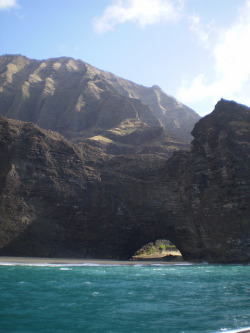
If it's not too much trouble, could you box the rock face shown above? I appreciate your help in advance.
[0,114,168,259]
[0,99,249,262]
[163,99,250,262]
[0,54,198,156]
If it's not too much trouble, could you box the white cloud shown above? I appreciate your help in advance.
[94,0,184,34]
[178,0,250,115]
[0,0,17,10]
[188,14,212,48]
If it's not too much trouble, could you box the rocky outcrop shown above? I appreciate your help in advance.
[163,99,250,262]
[0,54,199,155]
[0,100,249,263]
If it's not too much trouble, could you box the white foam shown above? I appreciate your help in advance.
[0,262,64,267]
[214,327,250,333]
[0,262,122,267]
[0,261,206,268]
[150,262,194,266]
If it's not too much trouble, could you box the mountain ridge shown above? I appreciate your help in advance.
[0,54,199,156]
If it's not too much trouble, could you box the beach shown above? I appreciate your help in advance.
[0,256,186,265]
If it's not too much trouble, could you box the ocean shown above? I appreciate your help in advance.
[0,262,249,333]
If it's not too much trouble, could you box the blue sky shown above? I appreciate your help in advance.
[0,0,250,116]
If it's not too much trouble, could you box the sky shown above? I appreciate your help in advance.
[0,0,250,116]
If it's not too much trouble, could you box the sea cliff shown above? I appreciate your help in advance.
[0,99,249,262]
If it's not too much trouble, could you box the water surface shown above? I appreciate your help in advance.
[0,263,249,333]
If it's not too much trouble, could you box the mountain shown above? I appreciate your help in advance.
[97,73,198,142]
[0,99,249,263]
[0,54,199,156]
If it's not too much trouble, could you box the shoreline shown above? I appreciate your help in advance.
[0,256,189,266]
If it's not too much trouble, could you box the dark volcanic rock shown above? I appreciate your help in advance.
[0,100,249,263]
[163,99,250,262]
[0,114,169,258]
[0,115,103,257]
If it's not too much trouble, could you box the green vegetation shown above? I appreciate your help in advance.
[90,135,127,146]
[132,240,182,261]
[91,135,114,143]
[108,127,138,136]
[147,246,157,255]
[165,245,178,251]
[107,119,141,136]
[159,244,165,252]
[145,242,178,255]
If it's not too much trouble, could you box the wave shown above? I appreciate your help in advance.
[0,260,195,267]
[0,262,110,267]
[215,327,250,333]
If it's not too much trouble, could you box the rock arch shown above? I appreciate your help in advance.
[0,100,249,263]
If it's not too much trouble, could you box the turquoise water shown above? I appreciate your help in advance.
[0,263,249,333]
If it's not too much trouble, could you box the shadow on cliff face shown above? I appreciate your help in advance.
[0,212,185,260]
[0,217,72,258]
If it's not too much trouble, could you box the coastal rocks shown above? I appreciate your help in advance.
[0,99,249,263]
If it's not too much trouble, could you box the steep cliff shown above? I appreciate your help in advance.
[0,113,168,258]
[0,99,249,262]
[0,54,198,155]
[163,99,250,262]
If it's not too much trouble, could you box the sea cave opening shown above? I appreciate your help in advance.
[131,239,183,262]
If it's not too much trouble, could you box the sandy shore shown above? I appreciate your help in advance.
[0,256,188,266]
